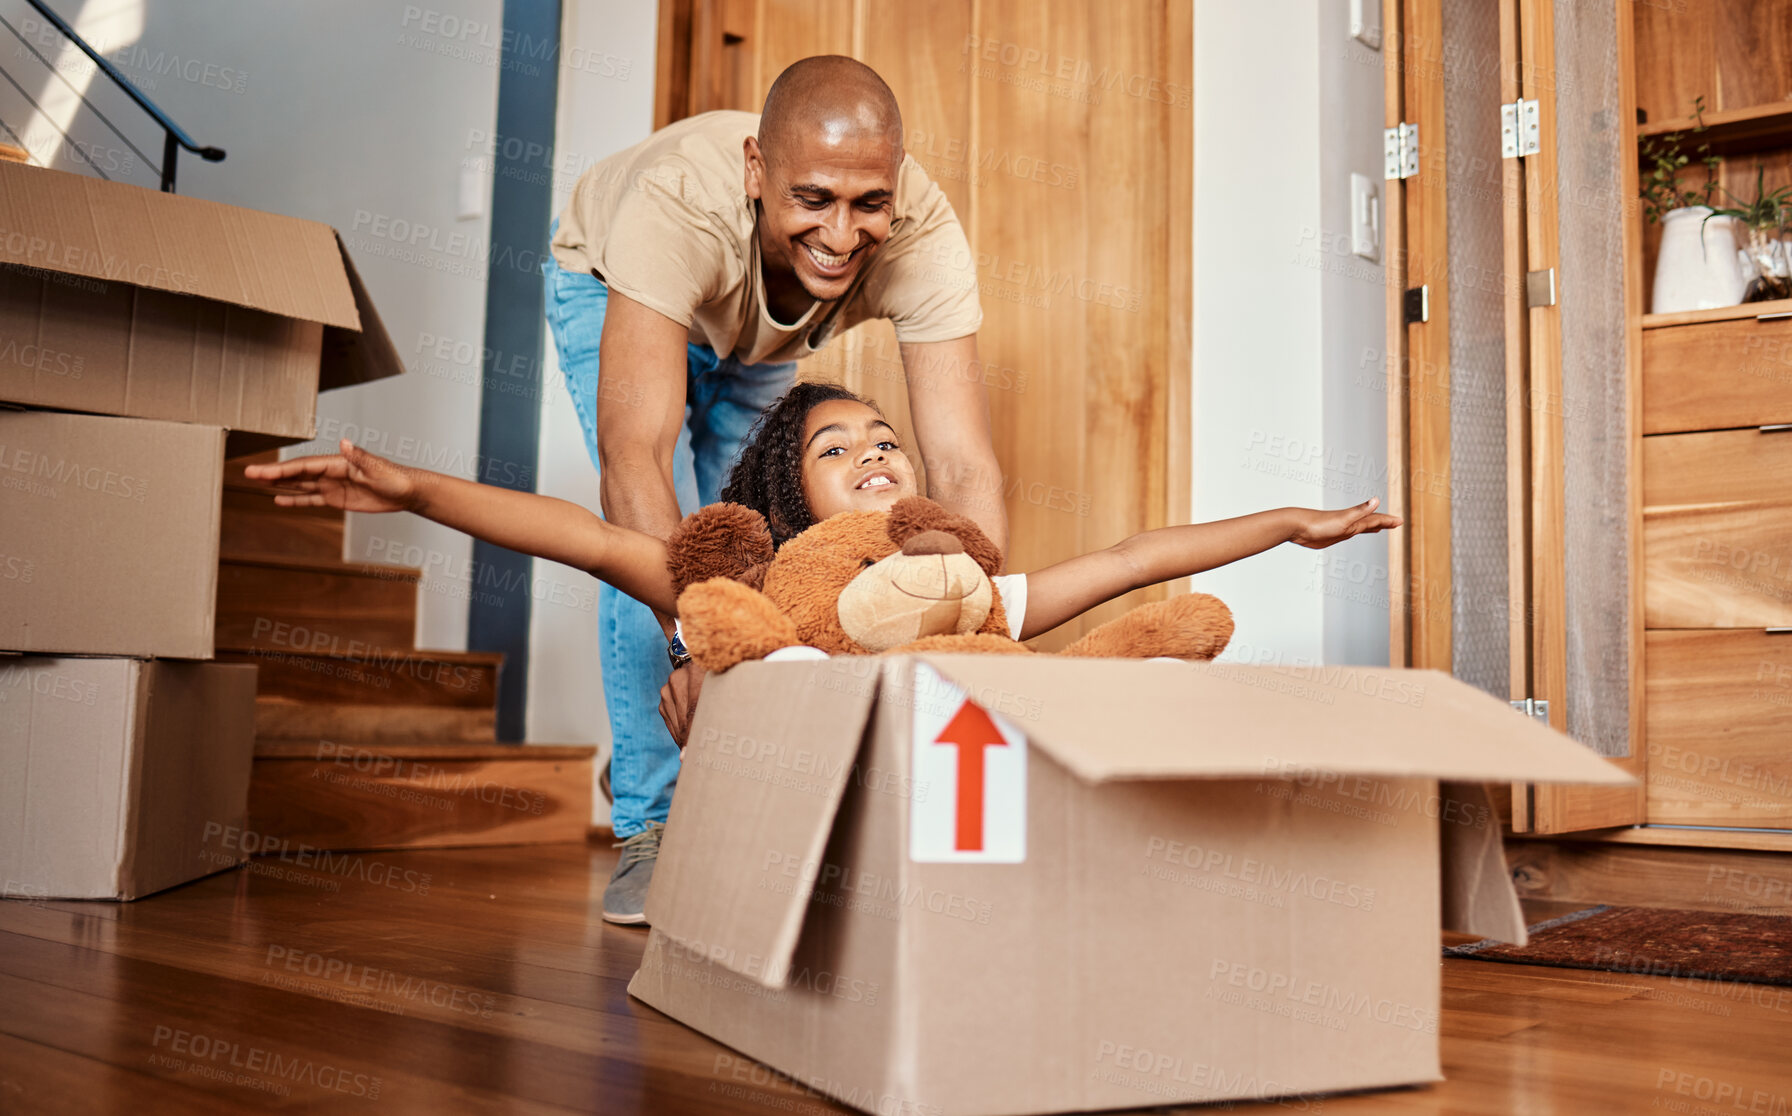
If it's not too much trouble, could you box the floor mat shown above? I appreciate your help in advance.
[1444,904,1792,987]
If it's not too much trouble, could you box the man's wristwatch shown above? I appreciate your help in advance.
[668,625,693,671]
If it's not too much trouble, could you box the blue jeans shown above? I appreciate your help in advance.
[542,248,793,837]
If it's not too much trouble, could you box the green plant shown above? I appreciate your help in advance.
[1705,163,1792,232]
[1706,163,1792,302]
[1639,95,1720,224]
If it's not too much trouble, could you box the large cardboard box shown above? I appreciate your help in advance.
[1,407,224,658]
[0,656,257,900]
[0,161,403,454]
[629,655,1634,1115]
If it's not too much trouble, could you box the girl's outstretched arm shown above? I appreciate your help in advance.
[1015,499,1401,640]
[244,440,677,615]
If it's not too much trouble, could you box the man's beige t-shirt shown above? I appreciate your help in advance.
[550,110,982,366]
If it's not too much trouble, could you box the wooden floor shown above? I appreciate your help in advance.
[3,841,1789,1115]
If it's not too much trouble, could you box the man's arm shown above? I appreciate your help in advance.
[899,334,1009,557]
[596,289,697,636]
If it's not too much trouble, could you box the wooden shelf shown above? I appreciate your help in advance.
[1638,99,1792,161]
[1641,296,1792,330]
[1516,825,1792,853]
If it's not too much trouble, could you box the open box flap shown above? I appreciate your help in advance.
[644,658,880,989]
[0,161,360,330]
[916,654,1634,787]
[1438,781,1528,945]
[319,234,406,390]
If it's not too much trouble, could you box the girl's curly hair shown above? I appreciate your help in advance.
[719,381,879,548]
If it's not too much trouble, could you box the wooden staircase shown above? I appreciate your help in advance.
[222,451,594,851]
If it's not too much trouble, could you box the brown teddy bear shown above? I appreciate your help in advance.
[668,495,1234,672]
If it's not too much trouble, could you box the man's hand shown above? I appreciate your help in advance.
[657,663,707,749]
[1289,498,1403,549]
[244,440,420,514]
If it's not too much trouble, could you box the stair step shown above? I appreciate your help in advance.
[247,740,596,852]
[214,556,419,652]
[0,144,29,165]
[253,700,495,746]
[221,484,345,563]
[216,647,499,709]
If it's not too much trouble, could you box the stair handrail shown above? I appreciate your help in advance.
[20,0,224,191]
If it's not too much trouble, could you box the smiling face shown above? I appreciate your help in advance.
[799,398,917,521]
[744,126,899,316]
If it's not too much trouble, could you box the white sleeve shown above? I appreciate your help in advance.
[990,573,1027,641]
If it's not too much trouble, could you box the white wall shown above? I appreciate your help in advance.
[1317,1,1395,666]
[4,0,508,653]
[1,0,651,823]
[1192,0,1390,669]
[524,1,659,826]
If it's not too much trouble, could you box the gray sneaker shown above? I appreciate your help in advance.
[602,821,664,925]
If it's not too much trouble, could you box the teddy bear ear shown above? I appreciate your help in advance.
[667,503,776,597]
[885,496,1005,577]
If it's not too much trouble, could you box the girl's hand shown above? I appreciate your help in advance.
[1289,497,1403,549]
[242,440,421,514]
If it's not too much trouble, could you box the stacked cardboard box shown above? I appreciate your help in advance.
[0,162,403,899]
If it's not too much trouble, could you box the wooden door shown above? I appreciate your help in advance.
[1386,0,1647,832]
[655,0,1192,646]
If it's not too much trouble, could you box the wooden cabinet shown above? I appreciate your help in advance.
[1625,0,1792,840]
[1640,312,1792,831]
[1632,130,1792,841]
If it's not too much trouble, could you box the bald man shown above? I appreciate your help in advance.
[543,56,1004,924]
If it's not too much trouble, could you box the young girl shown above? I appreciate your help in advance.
[248,382,1399,649]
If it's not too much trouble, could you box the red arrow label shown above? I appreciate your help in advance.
[935,699,1009,851]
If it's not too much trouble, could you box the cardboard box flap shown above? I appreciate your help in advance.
[0,162,359,330]
[916,654,1634,787]
[1439,781,1528,945]
[319,234,407,390]
[645,659,881,988]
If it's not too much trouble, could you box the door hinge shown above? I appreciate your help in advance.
[1403,285,1429,324]
[1384,121,1419,180]
[1525,267,1557,308]
[1511,697,1550,723]
[1500,98,1541,158]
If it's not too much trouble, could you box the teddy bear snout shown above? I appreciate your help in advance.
[900,530,964,558]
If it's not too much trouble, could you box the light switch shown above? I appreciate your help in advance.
[1351,173,1380,261]
[1350,0,1382,49]
[457,162,485,221]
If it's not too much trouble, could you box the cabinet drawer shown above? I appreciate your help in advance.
[1642,312,1792,434]
[1643,427,1792,507]
[1643,428,1792,628]
[1646,629,1792,828]
[1644,502,1792,627]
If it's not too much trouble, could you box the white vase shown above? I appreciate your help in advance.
[1652,207,1746,313]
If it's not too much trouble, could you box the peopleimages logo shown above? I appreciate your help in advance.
[1143,837,1376,910]
[149,1026,380,1099]
[0,443,149,501]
